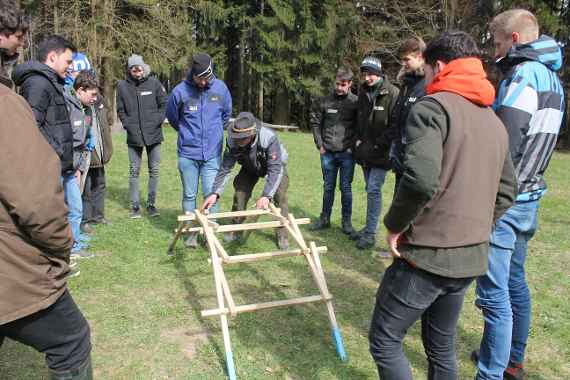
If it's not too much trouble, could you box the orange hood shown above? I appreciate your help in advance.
[425,57,495,106]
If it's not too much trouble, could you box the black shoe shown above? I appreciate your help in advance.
[130,207,142,219]
[356,234,376,250]
[309,215,330,231]
[341,218,354,235]
[504,361,525,380]
[147,205,160,217]
[349,228,365,241]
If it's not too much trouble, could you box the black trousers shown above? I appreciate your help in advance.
[231,167,289,238]
[82,167,106,223]
[0,290,91,372]
[368,259,473,380]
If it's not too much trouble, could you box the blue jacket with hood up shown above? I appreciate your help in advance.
[495,35,565,200]
[166,71,232,161]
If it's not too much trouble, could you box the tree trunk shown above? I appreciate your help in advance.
[272,86,289,125]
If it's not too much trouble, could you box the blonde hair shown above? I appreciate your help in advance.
[490,9,539,42]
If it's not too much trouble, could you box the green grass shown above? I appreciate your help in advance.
[1,128,569,379]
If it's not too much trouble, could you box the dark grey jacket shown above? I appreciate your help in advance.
[310,91,358,152]
[211,126,288,199]
[116,74,167,147]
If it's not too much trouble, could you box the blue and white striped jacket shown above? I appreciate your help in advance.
[495,35,564,201]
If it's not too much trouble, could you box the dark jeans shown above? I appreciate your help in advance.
[369,259,474,380]
[128,143,160,207]
[0,290,91,373]
[231,167,289,239]
[82,167,106,223]
[320,151,355,219]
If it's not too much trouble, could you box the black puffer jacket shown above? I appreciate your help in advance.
[387,72,426,174]
[354,77,400,169]
[310,91,358,152]
[12,62,74,175]
[116,74,167,147]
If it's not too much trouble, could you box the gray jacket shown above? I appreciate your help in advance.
[64,87,94,173]
[211,126,288,199]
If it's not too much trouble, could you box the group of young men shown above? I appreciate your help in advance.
[0,0,565,378]
[309,8,563,380]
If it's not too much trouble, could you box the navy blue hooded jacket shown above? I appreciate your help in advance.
[166,72,232,161]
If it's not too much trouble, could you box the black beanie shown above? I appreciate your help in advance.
[191,53,213,79]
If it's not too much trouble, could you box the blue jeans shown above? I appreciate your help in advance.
[320,151,355,219]
[62,174,82,246]
[475,200,540,379]
[362,166,387,235]
[369,259,474,380]
[178,156,221,214]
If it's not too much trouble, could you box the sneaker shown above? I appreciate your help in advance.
[69,260,78,269]
[67,266,81,278]
[130,207,142,219]
[147,205,160,217]
[356,234,376,250]
[184,232,198,248]
[70,250,96,260]
[80,223,94,234]
[504,361,525,380]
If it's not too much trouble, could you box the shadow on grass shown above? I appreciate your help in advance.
[0,338,46,378]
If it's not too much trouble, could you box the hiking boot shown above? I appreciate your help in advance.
[70,250,95,260]
[341,217,354,235]
[504,361,525,380]
[147,205,160,217]
[184,232,198,248]
[130,206,142,219]
[356,234,376,250]
[309,215,330,231]
[349,228,366,241]
[80,223,94,234]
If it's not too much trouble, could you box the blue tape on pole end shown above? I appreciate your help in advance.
[332,328,348,361]
[226,351,237,380]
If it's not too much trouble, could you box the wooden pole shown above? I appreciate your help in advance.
[178,208,278,222]
[177,219,310,234]
[224,246,327,264]
[202,294,330,317]
[195,211,237,379]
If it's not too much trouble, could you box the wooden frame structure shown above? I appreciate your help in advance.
[168,205,347,379]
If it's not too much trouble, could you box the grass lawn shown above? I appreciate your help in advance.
[1,128,569,379]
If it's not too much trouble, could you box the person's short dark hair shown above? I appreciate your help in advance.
[336,67,353,81]
[37,35,76,63]
[397,37,426,58]
[423,30,480,66]
[73,70,98,91]
[0,0,29,35]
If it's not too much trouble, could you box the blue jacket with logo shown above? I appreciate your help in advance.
[166,73,232,161]
[495,35,564,200]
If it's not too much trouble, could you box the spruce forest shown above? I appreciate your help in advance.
[20,0,570,142]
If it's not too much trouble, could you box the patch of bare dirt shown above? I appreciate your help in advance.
[160,327,212,358]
